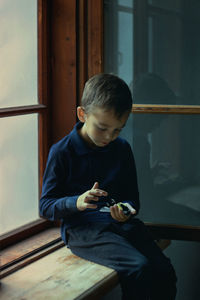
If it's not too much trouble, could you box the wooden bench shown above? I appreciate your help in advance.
[0,240,170,300]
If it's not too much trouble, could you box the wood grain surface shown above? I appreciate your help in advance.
[1,247,118,300]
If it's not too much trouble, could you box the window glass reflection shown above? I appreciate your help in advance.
[104,0,200,105]
[132,113,200,226]
[104,0,134,84]
[148,0,182,11]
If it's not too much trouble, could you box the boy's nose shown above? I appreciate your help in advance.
[105,131,114,141]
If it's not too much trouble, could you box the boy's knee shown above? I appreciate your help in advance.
[125,256,152,283]
[136,257,151,279]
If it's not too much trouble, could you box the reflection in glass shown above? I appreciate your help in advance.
[118,0,134,8]
[132,73,179,105]
[0,0,37,108]
[132,114,200,226]
[0,114,39,234]
[104,0,134,85]
[147,1,200,104]
[104,0,200,226]
[104,0,200,105]
[148,0,182,11]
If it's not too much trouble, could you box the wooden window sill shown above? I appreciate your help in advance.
[1,222,199,279]
[1,227,63,279]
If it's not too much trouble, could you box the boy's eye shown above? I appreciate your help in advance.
[115,128,121,132]
[96,126,107,131]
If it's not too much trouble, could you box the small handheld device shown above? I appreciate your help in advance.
[105,198,135,216]
[106,198,116,207]
[117,203,131,216]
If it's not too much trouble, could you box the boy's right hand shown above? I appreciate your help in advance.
[77,182,108,211]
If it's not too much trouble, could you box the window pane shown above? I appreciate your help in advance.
[104,0,134,86]
[118,0,134,8]
[0,114,39,234]
[148,0,182,11]
[124,113,200,226]
[104,0,200,105]
[147,1,200,105]
[0,0,37,109]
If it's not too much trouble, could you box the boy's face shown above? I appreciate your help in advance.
[77,107,129,148]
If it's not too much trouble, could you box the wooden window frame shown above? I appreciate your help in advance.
[1,0,79,274]
[1,0,93,274]
[0,0,52,250]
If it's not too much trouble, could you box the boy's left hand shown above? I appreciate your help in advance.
[110,204,135,222]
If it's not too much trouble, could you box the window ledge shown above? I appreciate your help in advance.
[1,227,63,279]
[1,222,199,279]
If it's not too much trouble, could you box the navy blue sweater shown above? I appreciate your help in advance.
[40,122,140,244]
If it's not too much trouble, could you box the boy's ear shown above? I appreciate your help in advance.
[77,106,86,123]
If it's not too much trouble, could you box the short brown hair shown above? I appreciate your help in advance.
[81,73,132,118]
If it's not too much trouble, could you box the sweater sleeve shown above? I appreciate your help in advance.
[120,141,140,214]
[39,145,79,221]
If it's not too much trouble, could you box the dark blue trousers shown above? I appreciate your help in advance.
[68,218,177,300]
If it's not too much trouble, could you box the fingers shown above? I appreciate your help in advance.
[125,203,136,215]
[90,190,107,198]
[83,189,105,210]
[77,183,108,211]
[110,205,129,222]
[77,193,98,211]
[90,182,108,197]
[85,203,98,209]
[84,194,99,203]
[92,182,99,189]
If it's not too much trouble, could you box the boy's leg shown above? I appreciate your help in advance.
[68,222,164,300]
[120,219,177,300]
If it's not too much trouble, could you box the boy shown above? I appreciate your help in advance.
[40,74,177,300]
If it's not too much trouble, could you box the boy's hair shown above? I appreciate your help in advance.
[81,73,132,118]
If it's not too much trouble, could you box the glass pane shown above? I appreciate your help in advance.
[0,114,39,234]
[147,1,200,105]
[0,0,38,109]
[104,0,200,105]
[104,0,134,87]
[118,0,134,8]
[123,113,200,226]
[105,0,200,228]
[148,0,182,11]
